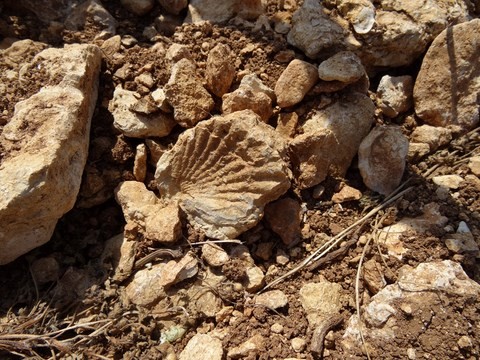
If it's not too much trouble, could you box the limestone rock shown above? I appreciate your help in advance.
[332,185,362,204]
[101,233,136,282]
[276,112,298,139]
[264,198,302,246]
[115,181,182,244]
[165,43,192,63]
[336,0,375,35]
[159,0,188,15]
[120,0,154,16]
[227,334,265,359]
[377,75,413,118]
[244,266,265,292]
[299,279,344,327]
[202,243,229,267]
[318,51,365,84]
[358,125,409,195]
[254,290,288,310]
[164,58,214,127]
[275,59,318,108]
[133,143,147,182]
[414,19,480,131]
[444,221,479,255]
[341,260,480,355]
[109,88,176,138]
[432,175,464,190]
[206,43,235,97]
[468,156,480,177]
[222,87,272,122]
[290,92,375,189]
[155,110,291,239]
[287,0,347,59]
[186,0,264,23]
[179,333,223,360]
[410,125,452,152]
[240,74,276,101]
[0,44,101,265]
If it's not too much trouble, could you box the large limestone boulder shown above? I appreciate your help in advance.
[0,44,102,265]
[414,19,480,131]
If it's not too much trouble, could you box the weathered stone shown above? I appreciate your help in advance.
[0,44,101,265]
[332,185,362,204]
[432,175,464,189]
[287,0,347,59]
[358,126,409,195]
[276,112,298,139]
[363,259,387,294]
[150,88,172,113]
[240,74,276,101]
[444,221,479,255]
[115,181,182,244]
[109,88,176,138]
[186,0,264,23]
[64,0,117,40]
[155,110,291,239]
[336,0,375,35]
[255,242,274,261]
[410,125,452,152]
[468,156,480,177]
[179,333,223,360]
[254,290,288,309]
[291,337,306,352]
[206,43,235,97]
[133,143,147,182]
[120,0,154,16]
[135,72,154,89]
[275,59,318,108]
[299,279,344,327]
[202,243,229,267]
[318,51,365,83]
[244,266,265,292]
[264,198,302,246]
[101,233,136,282]
[222,87,272,122]
[165,43,192,63]
[100,35,121,59]
[145,138,167,166]
[408,142,431,162]
[377,75,413,118]
[341,260,480,355]
[290,92,375,189]
[414,19,480,131]
[227,334,265,359]
[159,0,188,15]
[164,58,214,127]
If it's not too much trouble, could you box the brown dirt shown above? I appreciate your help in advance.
[1,1,480,360]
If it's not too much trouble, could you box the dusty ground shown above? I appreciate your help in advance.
[0,1,479,359]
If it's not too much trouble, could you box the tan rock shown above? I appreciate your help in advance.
[244,266,265,292]
[318,51,365,83]
[202,243,230,267]
[115,181,182,244]
[358,125,409,195]
[275,59,318,108]
[179,333,223,360]
[254,290,288,309]
[109,87,176,138]
[165,43,192,63]
[145,138,167,166]
[410,125,452,151]
[414,19,480,130]
[240,74,276,101]
[206,43,235,97]
[276,112,298,139]
[432,175,464,190]
[0,44,101,265]
[222,86,273,122]
[468,156,480,177]
[133,143,147,182]
[159,0,188,15]
[164,58,214,127]
[151,88,172,113]
[101,233,136,282]
[265,198,302,246]
[332,185,362,204]
[227,334,265,359]
[155,110,291,239]
[377,75,413,117]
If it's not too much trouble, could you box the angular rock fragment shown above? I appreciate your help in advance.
[265,198,302,246]
[358,125,409,195]
[0,44,102,265]
[227,334,265,359]
[318,51,365,84]
[133,143,147,182]
[222,86,273,122]
[240,74,276,101]
[155,110,291,239]
[109,88,176,138]
[254,290,288,309]
[164,58,215,127]
[275,59,318,108]
[276,112,298,139]
[376,75,413,117]
[202,243,229,267]
[179,333,223,360]
[410,125,452,152]
[206,43,236,97]
[414,19,480,131]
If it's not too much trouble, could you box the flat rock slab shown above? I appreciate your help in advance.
[0,43,101,265]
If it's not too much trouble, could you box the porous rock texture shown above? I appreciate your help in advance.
[0,43,101,264]
[155,110,291,239]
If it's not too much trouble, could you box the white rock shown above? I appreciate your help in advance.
[179,333,223,360]
[155,110,290,239]
[414,19,480,130]
[318,51,365,84]
[275,59,318,108]
[377,75,413,117]
[151,88,172,113]
[337,0,375,34]
[254,290,288,309]
[358,125,409,195]
[0,44,101,265]
[109,87,176,138]
[202,243,230,267]
[299,280,343,327]
[164,58,214,127]
[287,0,347,58]
[432,175,464,190]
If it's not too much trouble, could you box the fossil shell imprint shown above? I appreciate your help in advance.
[155,110,291,239]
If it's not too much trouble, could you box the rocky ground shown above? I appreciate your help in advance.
[0,0,480,359]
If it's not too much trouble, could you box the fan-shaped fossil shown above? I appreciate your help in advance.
[155,110,291,239]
